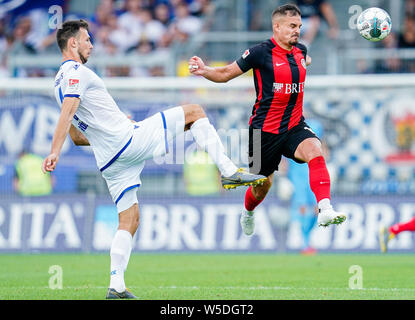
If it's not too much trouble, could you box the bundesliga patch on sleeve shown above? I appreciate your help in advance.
[242,49,250,59]
[68,79,79,90]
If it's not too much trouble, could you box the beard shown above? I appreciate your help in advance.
[289,36,299,46]
[79,50,88,64]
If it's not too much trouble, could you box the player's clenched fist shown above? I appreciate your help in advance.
[42,153,59,173]
[188,56,205,75]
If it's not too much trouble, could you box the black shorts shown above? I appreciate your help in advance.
[248,120,319,177]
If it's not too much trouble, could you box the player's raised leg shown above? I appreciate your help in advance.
[182,104,267,189]
[379,217,415,253]
[106,189,139,299]
[294,138,346,227]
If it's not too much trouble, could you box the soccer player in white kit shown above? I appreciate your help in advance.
[42,20,267,299]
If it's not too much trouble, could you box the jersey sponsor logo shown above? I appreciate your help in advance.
[276,62,285,67]
[69,79,79,90]
[304,126,315,135]
[272,83,284,93]
[69,79,79,86]
[73,114,88,132]
[73,64,80,70]
[242,49,250,59]
[272,82,305,94]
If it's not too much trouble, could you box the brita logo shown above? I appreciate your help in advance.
[273,82,305,94]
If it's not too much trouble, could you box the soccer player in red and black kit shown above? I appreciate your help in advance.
[188,4,346,235]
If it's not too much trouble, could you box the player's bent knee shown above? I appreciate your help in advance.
[183,104,206,121]
[296,138,322,162]
[252,180,272,200]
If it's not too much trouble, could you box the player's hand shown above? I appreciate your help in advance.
[188,56,205,75]
[42,153,59,173]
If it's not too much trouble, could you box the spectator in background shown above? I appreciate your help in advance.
[118,0,144,50]
[169,1,202,43]
[139,8,166,45]
[405,0,415,17]
[398,14,415,73]
[154,2,172,27]
[9,16,35,54]
[0,18,9,76]
[375,32,403,73]
[14,150,53,196]
[183,150,221,196]
[398,14,415,48]
[90,0,117,36]
[93,15,121,55]
[295,0,339,47]
[188,0,213,18]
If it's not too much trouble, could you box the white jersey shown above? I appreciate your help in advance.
[54,60,133,170]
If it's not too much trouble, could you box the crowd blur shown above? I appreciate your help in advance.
[0,0,415,77]
[0,0,213,77]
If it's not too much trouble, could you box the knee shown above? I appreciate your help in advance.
[305,145,323,163]
[118,204,140,235]
[296,139,323,162]
[185,104,206,121]
[252,180,272,200]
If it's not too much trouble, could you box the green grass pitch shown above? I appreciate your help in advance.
[0,253,414,300]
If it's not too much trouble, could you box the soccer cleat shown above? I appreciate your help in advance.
[105,287,138,299]
[317,206,346,227]
[221,168,267,190]
[379,225,395,253]
[240,211,255,236]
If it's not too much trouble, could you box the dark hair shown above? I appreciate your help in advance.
[272,4,301,19]
[56,19,89,52]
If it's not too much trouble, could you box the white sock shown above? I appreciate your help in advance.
[190,118,238,177]
[109,230,132,293]
[318,198,332,210]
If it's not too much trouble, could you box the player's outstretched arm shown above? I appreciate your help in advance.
[42,97,80,173]
[306,55,312,66]
[188,56,243,83]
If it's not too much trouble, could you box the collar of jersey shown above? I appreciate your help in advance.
[61,59,76,66]
[270,37,294,53]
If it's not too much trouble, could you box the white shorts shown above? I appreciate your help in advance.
[101,106,185,208]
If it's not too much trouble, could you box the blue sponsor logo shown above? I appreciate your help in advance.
[78,121,88,131]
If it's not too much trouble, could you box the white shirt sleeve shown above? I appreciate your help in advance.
[63,65,91,99]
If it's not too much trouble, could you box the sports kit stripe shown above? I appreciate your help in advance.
[58,87,63,103]
[99,136,133,172]
[160,111,169,154]
[249,68,263,126]
[115,184,141,204]
[278,53,300,133]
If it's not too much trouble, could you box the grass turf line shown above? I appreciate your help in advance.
[0,254,414,300]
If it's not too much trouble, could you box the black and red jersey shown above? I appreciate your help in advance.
[236,38,308,135]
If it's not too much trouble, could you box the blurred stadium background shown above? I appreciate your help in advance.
[0,0,415,255]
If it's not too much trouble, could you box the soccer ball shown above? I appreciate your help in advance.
[357,7,392,42]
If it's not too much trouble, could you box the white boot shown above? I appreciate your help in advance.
[240,210,255,236]
[317,199,347,227]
